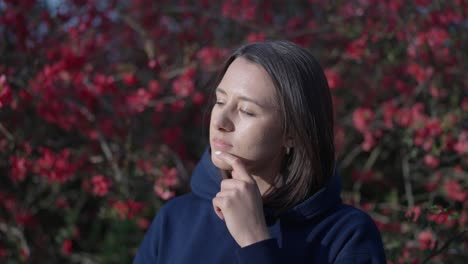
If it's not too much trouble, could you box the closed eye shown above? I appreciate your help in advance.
[240,109,255,116]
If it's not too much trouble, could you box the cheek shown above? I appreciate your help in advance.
[236,120,283,156]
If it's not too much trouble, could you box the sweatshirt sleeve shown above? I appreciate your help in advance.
[235,238,283,264]
[132,210,164,264]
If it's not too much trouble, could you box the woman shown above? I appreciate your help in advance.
[133,40,386,263]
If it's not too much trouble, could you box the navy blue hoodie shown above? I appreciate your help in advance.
[133,149,386,263]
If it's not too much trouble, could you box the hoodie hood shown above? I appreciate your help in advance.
[190,148,342,222]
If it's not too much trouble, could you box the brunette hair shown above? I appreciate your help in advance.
[214,40,335,215]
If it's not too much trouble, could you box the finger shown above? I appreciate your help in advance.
[214,151,254,183]
[212,197,224,220]
[220,179,245,191]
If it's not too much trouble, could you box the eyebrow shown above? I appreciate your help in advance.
[216,87,266,108]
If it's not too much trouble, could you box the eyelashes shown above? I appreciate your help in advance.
[214,101,255,117]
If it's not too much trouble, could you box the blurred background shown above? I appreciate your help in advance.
[0,0,466,263]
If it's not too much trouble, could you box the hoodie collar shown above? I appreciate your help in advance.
[190,148,342,222]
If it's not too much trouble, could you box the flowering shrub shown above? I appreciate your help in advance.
[0,0,466,263]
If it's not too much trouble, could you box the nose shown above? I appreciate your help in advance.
[212,108,234,132]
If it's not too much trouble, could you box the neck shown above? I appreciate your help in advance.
[253,175,274,196]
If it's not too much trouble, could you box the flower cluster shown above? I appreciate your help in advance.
[0,0,466,263]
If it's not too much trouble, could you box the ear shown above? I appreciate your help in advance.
[284,135,294,149]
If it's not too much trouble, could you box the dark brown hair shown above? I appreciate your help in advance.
[214,40,335,215]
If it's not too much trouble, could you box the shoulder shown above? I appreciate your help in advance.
[328,205,387,263]
[156,192,200,215]
[327,204,383,242]
[161,192,200,210]
[153,192,210,223]
[334,204,378,227]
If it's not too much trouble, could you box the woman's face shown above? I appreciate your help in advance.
[209,57,286,174]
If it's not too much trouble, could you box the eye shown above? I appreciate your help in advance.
[240,109,255,116]
[215,100,225,105]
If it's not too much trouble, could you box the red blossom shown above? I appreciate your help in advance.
[395,80,412,94]
[154,184,175,200]
[162,127,182,145]
[55,197,69,209]
[426,27,450,49]
[352,170,374,183]
[36,148,77,183]
[93,74,117,95]
[159,166,179,187]
[147,59,159,69]
[148,80,162,96]
[196,47,229,68]
[396,103,428,128]
[90,175,112,197]
[221,0,256,21]
[247,32,266,43]
[170,100,185,113]
[345,36,367,61]
[137,159,153,174]
[382,101,397,129]
[361,131,376,151]
[353,107,374,133]
[15,210,37,228]
[0,243,6,257]
[424,154,440,168]
[20,247,29,261]
[324,68,342,90]
[61,239,72,256]
[137,218,150,229]
[405,206,422,222]
[418,230,435,250]
[192,91,205,106]
[454,131,468,155]
[462,98,468,112]
[444,180,466,202]
[0,75,13,108]
[122,73,138,86]
[172,68,195,97]
[429,85,447,98]
[427,207,458,227]
[111,200,144,219]
[9,156,29,182]
[406,63,433,84]
[126,88,152,114]
[424,173,441,192]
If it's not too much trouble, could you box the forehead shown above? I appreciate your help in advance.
[218,57,278,107]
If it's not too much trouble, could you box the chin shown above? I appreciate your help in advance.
[211,155,233,171]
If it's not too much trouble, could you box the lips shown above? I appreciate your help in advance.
[211,138,233,151]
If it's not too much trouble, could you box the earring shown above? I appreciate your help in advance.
[286,147,291,155]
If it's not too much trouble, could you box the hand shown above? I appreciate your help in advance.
[212,151,271,248]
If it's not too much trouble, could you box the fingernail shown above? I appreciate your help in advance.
[214,150,222,155]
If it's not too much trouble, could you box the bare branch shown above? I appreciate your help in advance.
[0,122,14,141]
[422,230,468,264]
[402,154,414,208]
[0,222,30,257]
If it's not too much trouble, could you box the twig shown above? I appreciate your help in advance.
[97,131,123,184]
[118,12,155,59]
[364,146,381,170]
[0,222,30,257]
[165,145,189,185]
[340,146,361,168]
[402,154,414,208]
[422,230,468,264]
[0,122,14,141]
[351,146,380,204]
[64,99,127,193]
